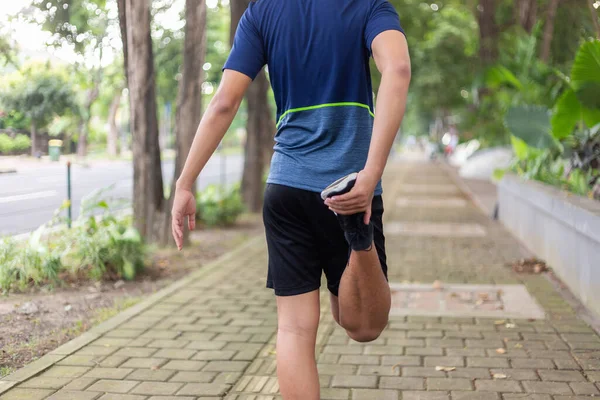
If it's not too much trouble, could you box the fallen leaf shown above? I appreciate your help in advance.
[505,323,516,329]
[514,343,523,349]
[477,293,490,301]
[432,280,443,291]
[475,299,484,306]
[492,373,507,379]
[435,366,456,372]
[494,320,506,325]
[64,305,72,312]
[496,348,506,354]
[450,292,459,298]
[391,363,402,373]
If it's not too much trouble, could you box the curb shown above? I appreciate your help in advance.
[0,235,265,394]
[0,169,16,175]
[439,161,495,218]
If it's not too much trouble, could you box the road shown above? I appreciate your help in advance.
[0,154,244,236]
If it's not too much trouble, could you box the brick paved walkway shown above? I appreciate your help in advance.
[2,160,600,400]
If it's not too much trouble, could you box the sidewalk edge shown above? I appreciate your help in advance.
[0,235,264,392]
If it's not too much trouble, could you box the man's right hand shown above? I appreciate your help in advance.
[171,187,197,250]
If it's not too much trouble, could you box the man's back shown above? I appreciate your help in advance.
[225,0,403,193]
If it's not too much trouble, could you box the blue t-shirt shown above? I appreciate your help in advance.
[224,0,403,195]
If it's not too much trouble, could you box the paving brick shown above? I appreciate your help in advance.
[553,397,598,400]
[447,368,490,379]
[502,395,551,400]
[317,364,357,375]
[98,356,128,368]
[426,339,464,348]
[445,348,485,357]
[63,378,98,391]
[324,345,363,355]
[113,348,157,358]
[569,382,600,395]
[489,369,538,380]
[129,382,182,395]
[152,349,196,360]
[511,359,555,369]
[521,381,572,395]
[84,368,134,380]
[46,390,101,400]
[87,379,139,393]
[382,356,421,366]
[554,358,580,369]
[405,347,444,356]
[451,393,499,400]
[538,370,586,382]
[202,361,250,372]
[386,338,425,347]
[120,358,167,369]
[167,371,217,383]
[426,378,472,391]
[339,355,380,365]
[475,380,522,392]
[466,357,509,368]
[320,388,350,400]
[366,346,404,355]
[0,388,55,400]
[96,394,146,400]
[585,371,600,381]
[41,366,91,378]
[125,369,176,381]
[402,367,445,377]
[57,355,105,367]
[351,389,398,399]
[176,383,230,396]
[19,377,72,389]
[379,377,424,390]
[401,391,449,400]
[331,375,377,388]
[423,357,464,367]
[147,396,194,400]
[408,331,444,338]
[357,365,399,376]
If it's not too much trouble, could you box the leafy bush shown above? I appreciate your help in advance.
[196,184,245,227]
[0,134,14,154]
[12,134,31,152]
[499,40,600,200]
[0,190,146,292]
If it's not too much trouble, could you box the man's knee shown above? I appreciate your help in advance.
[347,326,385,343]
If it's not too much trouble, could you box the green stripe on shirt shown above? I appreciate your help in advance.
[276,102,375,127]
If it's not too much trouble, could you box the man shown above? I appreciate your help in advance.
[172,0,410,397]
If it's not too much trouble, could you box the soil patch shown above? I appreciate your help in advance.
[0,218,262,376]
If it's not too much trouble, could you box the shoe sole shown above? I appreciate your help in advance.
[320,172,358,201]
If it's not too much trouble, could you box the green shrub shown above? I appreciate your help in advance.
[0,133,14,154]
[12,134,31,152]
[0,190,146,292]
[196,184,245,227]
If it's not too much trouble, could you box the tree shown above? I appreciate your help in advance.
[0,63,77,156]
[29,0,112,157]
[515,0,538,33]
[118,0,206,244]
[230,0,276,212]
[478,0,499,66]
[589,0,600,39]
[540,0,560,62]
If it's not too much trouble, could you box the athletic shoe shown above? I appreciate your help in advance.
[321,173,374,251]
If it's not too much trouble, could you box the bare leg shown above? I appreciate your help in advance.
[276,290,321,400]
[334,246,391,342]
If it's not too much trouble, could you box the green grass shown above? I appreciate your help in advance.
[0,366,15,378]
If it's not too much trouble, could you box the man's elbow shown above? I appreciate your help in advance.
[386,61,411,82]
[210,93,240,115]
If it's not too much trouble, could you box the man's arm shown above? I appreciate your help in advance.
[325,30,411,222]
[176,70,252,190]
[172,70,251,249]
[365,30,411,180]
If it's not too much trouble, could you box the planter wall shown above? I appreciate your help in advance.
[498,174,600,317]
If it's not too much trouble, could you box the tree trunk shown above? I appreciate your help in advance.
[516,0,538,33]
[30,121,37,157]
[540,0,560,62]
[77,75,101,158]
[231,0,275,212]
[125,0,165,243]
[77,121,88,158]
[589,0,600,39]
[477,0,499,67]
[117,0,129,86]
[107,91,121,157]
[166,0,207,245]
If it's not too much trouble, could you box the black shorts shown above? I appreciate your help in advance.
[263,183,387,297]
